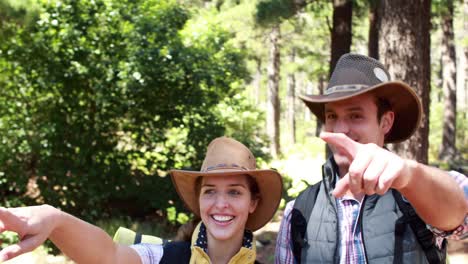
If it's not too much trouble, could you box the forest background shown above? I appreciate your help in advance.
[0,0,467,262]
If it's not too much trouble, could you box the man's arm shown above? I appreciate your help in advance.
[398,163,467,231]
[321,132,468,232]
[432,171,468,239]
[275,200,295,264]
[399,161,468,231]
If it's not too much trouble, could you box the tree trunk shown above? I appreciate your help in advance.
[267,25,281,158]
[315,75,325,137]
[253,57,262,105]
[439,0,457,161]
[327,0,352,158]
[330,0,353,77]
[379,0,431,164]
[304,81,312,121]
[368,0,380,59]
[463,0,468,120]
[287,49,296,144]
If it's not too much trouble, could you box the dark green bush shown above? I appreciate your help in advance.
[0,0,265,224]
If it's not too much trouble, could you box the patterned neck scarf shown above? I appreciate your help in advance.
[195,222,254,253]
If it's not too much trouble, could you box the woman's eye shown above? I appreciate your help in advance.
[228,190,241,196]
[203,189,215,195]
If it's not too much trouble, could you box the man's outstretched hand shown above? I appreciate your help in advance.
[320,132,414,197]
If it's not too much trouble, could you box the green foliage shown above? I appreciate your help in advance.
[429,101,443,163]
[0,231,19,249]
[0,0,41,27]
[429,99,468,167]
[166,206,190,225]
[214,92,270,158]
[0,0,264,223]
[255,0,300,26]
[455,113,468,162]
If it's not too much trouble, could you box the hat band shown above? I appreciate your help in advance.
[203,163,249,172]
[325,84,369,95]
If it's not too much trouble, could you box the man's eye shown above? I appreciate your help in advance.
[326,114,336,120]
[350,114,362,119]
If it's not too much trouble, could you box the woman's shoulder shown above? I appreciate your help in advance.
[130,243,164,264]
[160,241,191,264]
[130,241,191,264]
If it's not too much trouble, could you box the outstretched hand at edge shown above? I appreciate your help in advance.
[0,205,57,262]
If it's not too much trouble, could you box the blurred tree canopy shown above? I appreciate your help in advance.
[0,0,265,221]
[0,0,465,229]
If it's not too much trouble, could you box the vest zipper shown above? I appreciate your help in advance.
[332,193,340,264]
[324,157,345,264]
[359,195,369,264]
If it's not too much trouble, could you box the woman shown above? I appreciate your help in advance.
[0,137,283,264]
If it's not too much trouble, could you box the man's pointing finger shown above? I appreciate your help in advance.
[320,132,359,159]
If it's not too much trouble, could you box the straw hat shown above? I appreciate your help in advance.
[170,137,283,231]
[299,53,422,143]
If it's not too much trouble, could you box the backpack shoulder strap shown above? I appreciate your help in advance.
[392,190,446,264]
[291,182,321,263]
[113,226,169,245]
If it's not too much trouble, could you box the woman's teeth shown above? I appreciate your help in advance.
[212,215,234,222]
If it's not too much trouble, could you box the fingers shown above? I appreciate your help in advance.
[0,207,9,230]
[0,244,23,262]
[362,154,387,195]
[0,234,44,262]
[375,158,405,194]
[332,174,350,197]
[323,133,407,197]
[0,207,14,233]
[0,207,27,235]
[320,132,359,160]
[332,144,397,197]
[347,148,373,194]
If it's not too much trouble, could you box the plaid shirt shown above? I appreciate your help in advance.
[275,170,468,264]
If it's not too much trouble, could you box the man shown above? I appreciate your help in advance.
[275,53,468,264]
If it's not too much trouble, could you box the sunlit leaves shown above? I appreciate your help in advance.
[0,0,254,221]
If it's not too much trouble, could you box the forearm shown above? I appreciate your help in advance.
[48,206,140,264]
[399,161,468,231]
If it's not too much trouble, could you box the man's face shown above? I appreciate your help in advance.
[324,93,393,169]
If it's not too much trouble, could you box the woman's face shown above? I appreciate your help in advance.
[199,175,258,243]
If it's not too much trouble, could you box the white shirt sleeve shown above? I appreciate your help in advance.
[130,243,164,264]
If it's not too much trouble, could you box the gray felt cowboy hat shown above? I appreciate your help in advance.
[299,53,422,143]
[170,137,283,231]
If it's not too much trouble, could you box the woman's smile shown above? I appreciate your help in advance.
[211,214,235,223]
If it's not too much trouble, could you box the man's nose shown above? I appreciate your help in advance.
[333,119,349,134]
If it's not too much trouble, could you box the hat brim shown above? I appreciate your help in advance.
[299,81,422,143]
[170,169,283,232]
